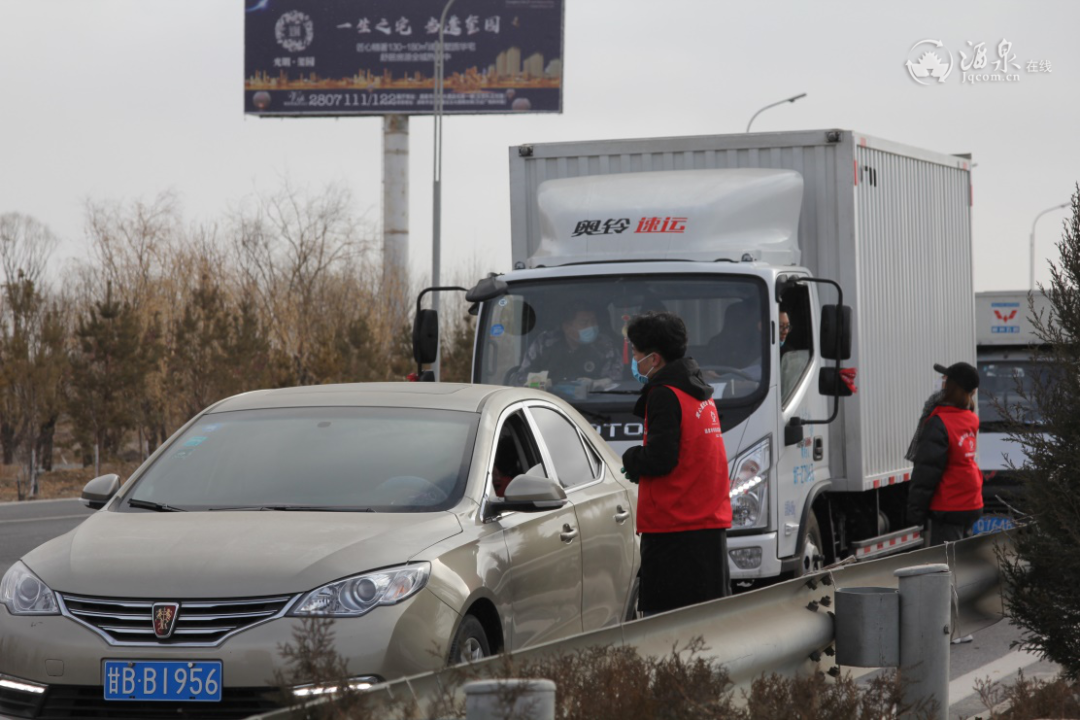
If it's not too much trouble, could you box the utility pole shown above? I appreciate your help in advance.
[382,115,409,295]
[1029,202,1069,290]
[746,93,807,132]
[432,0,456,314]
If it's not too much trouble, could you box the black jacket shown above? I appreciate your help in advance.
[621,358,713,482]
[906,411,982,528]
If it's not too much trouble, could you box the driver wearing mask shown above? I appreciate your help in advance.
[510,305,621,387]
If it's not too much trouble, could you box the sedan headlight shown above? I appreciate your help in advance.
[289,563,430,618]
[0,561,59,615]
[729,437,771,530]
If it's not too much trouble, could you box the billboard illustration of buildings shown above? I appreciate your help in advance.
[244,0,564,116]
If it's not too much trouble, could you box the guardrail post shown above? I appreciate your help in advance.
[896,563,951,720]
[465,679,555,720]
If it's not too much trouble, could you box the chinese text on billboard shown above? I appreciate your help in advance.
[244,0,564,116]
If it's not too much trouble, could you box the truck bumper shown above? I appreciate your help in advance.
[727,532,783,579]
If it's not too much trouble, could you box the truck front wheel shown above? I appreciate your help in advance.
[798,513,825,575]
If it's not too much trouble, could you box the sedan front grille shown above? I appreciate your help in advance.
[58,594,296,646]
[33,685,282,719]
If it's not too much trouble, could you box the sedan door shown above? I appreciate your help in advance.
[527,404,637,632]
[488,408,584,649]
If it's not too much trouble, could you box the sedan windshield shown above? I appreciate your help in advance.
[476,274,769,406]
[125,407,478,512]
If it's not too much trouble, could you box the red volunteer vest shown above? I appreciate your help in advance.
[928,406,983,513]
[637,386,732,533]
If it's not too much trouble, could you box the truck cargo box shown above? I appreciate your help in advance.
[508,130,975,491]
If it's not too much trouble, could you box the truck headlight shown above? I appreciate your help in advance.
[0,561,59,615]
[289,563,430,618]
[729,438,771,530]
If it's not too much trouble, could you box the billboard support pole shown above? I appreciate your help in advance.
[432,0,456,317]
[383,114,409,297]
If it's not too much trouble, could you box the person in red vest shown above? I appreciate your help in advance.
[906,361,983,545]
[622,311,732,615]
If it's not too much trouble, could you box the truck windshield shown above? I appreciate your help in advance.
[977,360,1048,428]
[476,275,768,407]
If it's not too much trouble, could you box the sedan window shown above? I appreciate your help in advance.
[530,406,599,488]
[124,407,478,512]
[491,410,545,497]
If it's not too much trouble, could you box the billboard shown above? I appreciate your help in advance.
[244,0,564,116]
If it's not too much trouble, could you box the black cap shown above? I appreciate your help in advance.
[933,361,980,393]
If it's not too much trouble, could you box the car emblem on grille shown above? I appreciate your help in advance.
[152,602,180,639]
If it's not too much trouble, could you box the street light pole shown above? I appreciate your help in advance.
[746,93,807,133]
[1029,203,1069,290]
[432,0,456,314]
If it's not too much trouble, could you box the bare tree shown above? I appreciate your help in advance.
[0,213,60,291]
[0,214,64,488]
[84,191,179,309]
[230,180,374,385]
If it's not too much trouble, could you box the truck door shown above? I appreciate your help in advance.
[774,282,830,563]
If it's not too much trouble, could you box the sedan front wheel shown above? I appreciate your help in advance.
[450,614,491,665]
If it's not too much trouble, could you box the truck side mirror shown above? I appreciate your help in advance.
[466,276,509,303]
[784,418,805,447]
[775,274,801,303]
[413,309,439,365]
[819,367,855,397]
[820,304,852,360]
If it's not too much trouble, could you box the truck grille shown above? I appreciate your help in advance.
[58,594,295,646]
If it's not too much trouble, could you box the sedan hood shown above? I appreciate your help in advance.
[22,510,462,598]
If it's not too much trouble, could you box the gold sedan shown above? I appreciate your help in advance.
[0,383,639,717]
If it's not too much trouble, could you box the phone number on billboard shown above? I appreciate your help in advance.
[282,92,416,108]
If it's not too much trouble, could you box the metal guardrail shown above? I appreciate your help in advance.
[250,532,1010,718]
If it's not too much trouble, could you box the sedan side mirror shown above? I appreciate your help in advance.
[485,474,567,518]
[81,474,120,510]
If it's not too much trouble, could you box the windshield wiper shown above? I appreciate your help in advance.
[592,389,643,395]
[128,498,188,512]
[208,505,375,512]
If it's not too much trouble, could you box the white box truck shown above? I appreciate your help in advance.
[973,290,1051,534]
[416,129,974,582]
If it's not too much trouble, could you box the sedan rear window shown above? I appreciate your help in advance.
[124,407,478,512]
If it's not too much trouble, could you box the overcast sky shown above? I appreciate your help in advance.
[2,0,1077,293]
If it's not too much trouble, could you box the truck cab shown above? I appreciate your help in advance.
[417,130,976,583]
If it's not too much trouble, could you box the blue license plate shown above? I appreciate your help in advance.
[972,515,1016,535]
[103,661,222,702]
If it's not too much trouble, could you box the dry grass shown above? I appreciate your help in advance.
[0,462,140,502]
[273,626,938,720]
[974,669,1080,719]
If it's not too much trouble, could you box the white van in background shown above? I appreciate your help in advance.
[974,290,1051,533]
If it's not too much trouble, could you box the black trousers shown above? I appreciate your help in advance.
[928,509,982,546]
[639,528,730,614]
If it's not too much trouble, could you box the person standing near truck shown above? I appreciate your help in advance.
[906,361,983,545]
[621,311,732,614]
